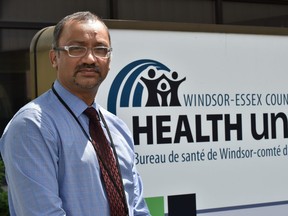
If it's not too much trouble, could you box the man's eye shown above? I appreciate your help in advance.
[70,47,84,51]
[95,47,108,53]
[96,47,107,51]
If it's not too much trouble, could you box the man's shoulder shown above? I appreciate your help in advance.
[17,90,55,115]
[6,90,62,129]
[99,106,124,124]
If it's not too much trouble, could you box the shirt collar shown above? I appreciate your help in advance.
[53,80,97,117]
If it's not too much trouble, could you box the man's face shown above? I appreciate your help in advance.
[50,20,111,97]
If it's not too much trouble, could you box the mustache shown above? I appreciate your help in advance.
[75,64,100,72]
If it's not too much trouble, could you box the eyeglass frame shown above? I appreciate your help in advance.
[53,45,113,58]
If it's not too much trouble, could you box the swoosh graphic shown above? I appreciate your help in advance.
[107,59,170,114]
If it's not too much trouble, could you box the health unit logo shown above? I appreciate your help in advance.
[107,59,186,114]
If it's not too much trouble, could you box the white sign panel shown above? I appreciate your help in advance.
[96,28,288,215]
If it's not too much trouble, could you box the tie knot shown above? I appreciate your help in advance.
[84,107,100,121]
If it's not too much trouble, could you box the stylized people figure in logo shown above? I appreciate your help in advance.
[140,69,163,106]
[167,71,186,106]
[140,68,185,107]
[157,80,170,106]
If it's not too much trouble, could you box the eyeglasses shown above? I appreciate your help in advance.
[54,45,112,58]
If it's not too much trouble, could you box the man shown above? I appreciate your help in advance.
[0,11,150,216]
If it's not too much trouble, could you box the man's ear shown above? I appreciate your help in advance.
[49,49,58,68]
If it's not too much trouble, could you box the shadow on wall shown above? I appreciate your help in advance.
[0,85,13,135]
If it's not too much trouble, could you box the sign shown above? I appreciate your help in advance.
[96,28,288,215]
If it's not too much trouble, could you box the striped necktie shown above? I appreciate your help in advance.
[84,107,128,216]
